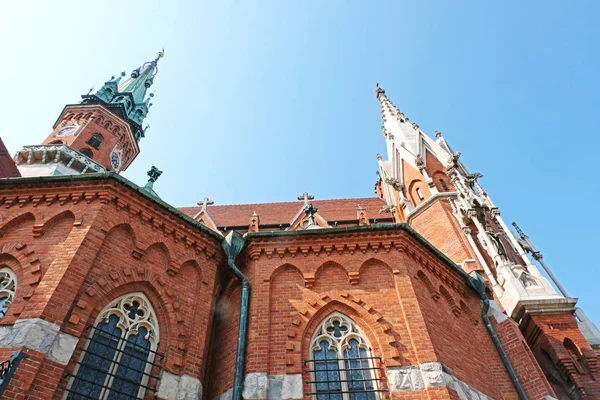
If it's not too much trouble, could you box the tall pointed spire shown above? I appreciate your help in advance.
[81,50,165,141]
[117,49,164,105]
[376,83,420,157]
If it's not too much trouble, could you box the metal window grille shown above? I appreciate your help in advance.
[0,350,27,397]
[64,324,164,400]
[305,355,385,399]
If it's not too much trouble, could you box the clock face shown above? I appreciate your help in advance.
[56,125,78,137]
[110,151,121,169]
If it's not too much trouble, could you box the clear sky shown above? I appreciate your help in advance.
[2,2,599,322]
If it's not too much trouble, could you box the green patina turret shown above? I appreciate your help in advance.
[80,50,164,142]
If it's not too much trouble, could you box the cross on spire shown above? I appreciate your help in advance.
[197,197,214,211]
[297,192,314,206]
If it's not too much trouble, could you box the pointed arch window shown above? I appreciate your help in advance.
[307,313,381,399]
[0,268,16,319]
[87,134,103,149]
[66,293,160,400]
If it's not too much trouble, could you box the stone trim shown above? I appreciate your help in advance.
[215,373,302,400]
[0,318,78,365]
[386,361,494,399]
[156,371,202,400]
[405,192,458,224]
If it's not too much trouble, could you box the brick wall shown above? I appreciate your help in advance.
[0,178,222,399]
[207,228,555,399]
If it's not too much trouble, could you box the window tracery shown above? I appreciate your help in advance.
[0,268,16,319]
[66,293,160,400]
[308,313,380,400]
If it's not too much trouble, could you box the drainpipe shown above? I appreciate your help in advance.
[222,231,249,400]
[468,272,528,400]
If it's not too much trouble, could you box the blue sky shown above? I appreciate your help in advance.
[1,1,599,322]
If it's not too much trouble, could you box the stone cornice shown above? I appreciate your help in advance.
[405,191,457,224]
[0,174,223,258]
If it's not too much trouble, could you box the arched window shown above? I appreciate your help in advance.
[439,179,449,191]
[79,148,93,159]
[87,134,103,149]
[308,313,380,399]
[67,293,159,399]
[0,268,16,319]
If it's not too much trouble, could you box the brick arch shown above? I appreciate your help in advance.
[74,271,183,369]
[313,261,349,291]
[285,288,401,374]
[439,284,461,317]
[270,262,304,282]
[32,209,76,240]
[416,269,440,301]
[407,178,429,204]
[61,281,174,397]
[459,300,478,325]
[144,242,171,272]
[0,243,42,303]
[0,212,35,240]
[269,263,305,373]
[358,257,395,289]
[432,170,453,192]
[103,223,137,252]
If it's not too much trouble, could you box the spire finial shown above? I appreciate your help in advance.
[375,83,386,99]
[155,48,165,62]
[146,166,162,184]
[142,166,163,198]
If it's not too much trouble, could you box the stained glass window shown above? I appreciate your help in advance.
[308,313,380,400]
[0,268,16,319]
[66,293,159,400]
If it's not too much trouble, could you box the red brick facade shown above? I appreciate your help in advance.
[0,76,598,400]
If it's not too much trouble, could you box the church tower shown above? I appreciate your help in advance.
[14,51,164,177]
[374,84,600,397]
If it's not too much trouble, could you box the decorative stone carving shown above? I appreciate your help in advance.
[447,152,461,169]
[415,155,425,168]
[385,177,403,191]
[387,362,494,399]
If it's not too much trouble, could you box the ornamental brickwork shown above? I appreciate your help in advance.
[0,58,597,400]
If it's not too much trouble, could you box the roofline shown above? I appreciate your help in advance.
[243,223,470,281]
[179,197,386,210]
[0,173,224,242]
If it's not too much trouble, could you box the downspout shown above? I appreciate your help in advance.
[222,231,249,400]
[468,272,528,400]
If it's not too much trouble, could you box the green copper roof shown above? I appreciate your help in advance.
[80,50,164,142]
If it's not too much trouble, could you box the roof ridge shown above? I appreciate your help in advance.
[177,197,384,209]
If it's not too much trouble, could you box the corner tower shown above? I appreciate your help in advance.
[374,84,600,397]
[14,51,164,177]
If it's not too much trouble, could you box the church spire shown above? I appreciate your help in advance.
[117,50,164,105]
[376,83,421,157]
[81,50,164,141]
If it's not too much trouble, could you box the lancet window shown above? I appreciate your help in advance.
[307,313,381,400]
[0,268,16,319]
[66,293,160,400]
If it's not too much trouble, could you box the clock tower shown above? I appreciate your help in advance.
[14,51,164,177]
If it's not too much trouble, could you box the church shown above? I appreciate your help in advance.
[0,52,598,400]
